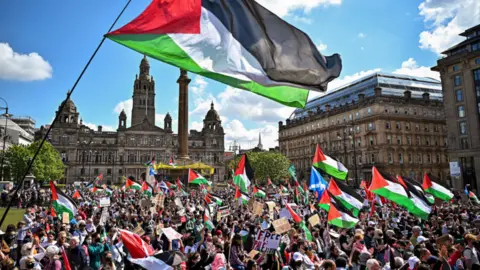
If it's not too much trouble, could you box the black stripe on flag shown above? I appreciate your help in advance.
[202,0,342,91]
[332,179,364,203]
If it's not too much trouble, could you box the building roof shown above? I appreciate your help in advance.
[0,117,34,141]
[205,102,220,121]
[292,72,442,119]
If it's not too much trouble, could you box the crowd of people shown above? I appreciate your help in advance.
[0,179,479,270]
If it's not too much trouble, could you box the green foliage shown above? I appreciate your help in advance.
[4,141,65,182]
[228,152,290,185]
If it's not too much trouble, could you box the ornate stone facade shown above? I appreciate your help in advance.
[37,57,225,184]
[278,72,449,186]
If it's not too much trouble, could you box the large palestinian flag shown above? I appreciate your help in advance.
[286,203,312,241]
[126,177,142,190]
[106,0,342,108]
[50,181,77,221]
[318,190,332,212]
[401,176,434,204]
[422,173,453,201]
[369,167,411,209]
[327,179,363,217]
[312,145,348,180]
[234,154,253,193]
[253,186,266,198]
[328,195,358,229]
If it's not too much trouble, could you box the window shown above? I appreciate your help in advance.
[407,136,412,145]
[454,75,462,86]
[370,154,375,163]
[476,58,480,65]
[461,138,469,149]
[405,123,410,130]
[459,121,467,135]
[80,168,85,176]
[355,112,360,119]
[408,154,413,164]
[367,107,372,115]
[387,135,392,145]
[473,42,480,51]
[458,105,465,118]
[399,153,404,164]
[388,153,393,164]
[368,122,375,130]
[417,136,421,145]
[349,114,353,121]
[397,136,402,145]
[424,125,429,132]
[436,154,440,164]
[427,154,431,163]
[456,89,463,101]
[396,122,401,129]
[119,169,122,175]
[453,65,459,71]
[94,168,99,175]
[415,124,419,131]
[356,126,360,133]
[426,139,430,146]
[417,154,422,164]
[474,68,480,81]
[386,122,391,129]
[107,169,112,175]
[369,136,374,146]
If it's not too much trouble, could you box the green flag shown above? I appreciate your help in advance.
[288,164,297,181]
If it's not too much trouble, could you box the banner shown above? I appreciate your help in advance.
[308,214,320,227]
[266,201,276,219]
[99,197,111,207]
[253,231,281,253]
[253,202,264,216]
[162,227,183,240]
[272,218,292,234]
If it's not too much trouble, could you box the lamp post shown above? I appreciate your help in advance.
[337,121,359,187]
[229,140,241,178]
[0,97,9,182]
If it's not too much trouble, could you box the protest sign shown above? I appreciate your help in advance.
[253,201,264,216]
[154,194,165,208]
[162,227,183,240]
[253,231,281,253]
[308,214,320,227]
[272,218,291,234]
[174,198,183,208]
[133,226,145,236]
[62,213,70,224]
[99,197,110,207]
[279,208,292,220]
[266,201,276,219]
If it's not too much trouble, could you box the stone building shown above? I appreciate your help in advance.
[278,72,449,186]
[36,57,225,184]
[432,24,480,190]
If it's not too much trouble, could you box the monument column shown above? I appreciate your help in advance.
[177,69,191,160]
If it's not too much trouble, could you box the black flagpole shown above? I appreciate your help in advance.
[0,0,132,228]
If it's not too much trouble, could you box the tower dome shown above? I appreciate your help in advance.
[205,102,220,121]
[60,98,77,113]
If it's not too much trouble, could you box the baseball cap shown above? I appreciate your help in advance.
[416,236,427,244]
[408,256,420,269]
[293,252,303,262]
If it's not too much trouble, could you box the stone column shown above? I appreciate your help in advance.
[177,69,191,160]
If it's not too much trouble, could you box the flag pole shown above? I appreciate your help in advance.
[0,0,133,228]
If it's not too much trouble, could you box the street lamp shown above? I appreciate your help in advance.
[337,122,359,187]
[229,141,241,176]
[0,97,10,182]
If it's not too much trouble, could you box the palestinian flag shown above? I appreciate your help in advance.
[285,203,312,241]
[465,185,479,204]
[318,191,332,212]
[144,155,155,167]
[303,182,309,204]
[72,190,82,200]
[369,167,411,209]
[204,208,215,231]
[103,185,113,196]
[328,196,358,229]
[130,251,185,270]
[176,177,183,189]
[188,169,209,185]
[253,186,266,198]
[141,181,153,197]
[423,173,453,201]
[126,177,142,190]
[95,174,103,185]
[400,176,434,204]
[312,145,348,180]
[233,154,253,193]
[327,179,363,217]
[397,176,431,219]
[119,229,155,259]
[207,193,223,206]
[280,185,289,194]
[50,181,77,221]
[235,187,250,205]
[106,0,343,108]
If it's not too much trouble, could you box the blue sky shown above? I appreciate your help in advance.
[0,0,477,149]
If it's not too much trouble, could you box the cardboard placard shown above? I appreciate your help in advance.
[253,231,281,253]
[253,201,264,216]
[99,197,111,207]
[248,198,255,210]
[155,194,165,208]
[162,227,183,240]
[62,213,70,224]
[266,201,276,219]
[248,250,260,258]
[272,218,292,234]
[308,214,320,227]
[133,226,145,236]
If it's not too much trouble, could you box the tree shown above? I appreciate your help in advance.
[4,141,65,183]
[228,152,290,185]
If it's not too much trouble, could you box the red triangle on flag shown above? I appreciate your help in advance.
[312,144,327,164]
[422,173,433,190]
[319,191,331,205]
[119,229,154,259]
[327,203,342,221]
[234,155,247,176]
[369,167,389,191]
[188,169,200,183]
[327,179,342,196]
[286,203,302,223]
[72,190,81,199]
[235,187,241,199]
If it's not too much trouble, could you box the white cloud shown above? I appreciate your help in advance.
[155,113,178,132]
[292,15,313,24]
[316,42,328,52]
[83,122,116,132]
[256,0,341,17]
[190,75,208,96]
[358,32,366,38]
[0,43,52,81]
[113,99,133,126]
[224,119,278,150]
[393,58,440,80]
[418,0,479,54]
[191,121,204,131]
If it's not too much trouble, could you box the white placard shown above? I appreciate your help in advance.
[450,161,461,177]
[253,231,281,253]
[99,197,110,207]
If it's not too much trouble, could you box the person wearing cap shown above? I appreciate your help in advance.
[408,256,420,270]
[464,233,479,269]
